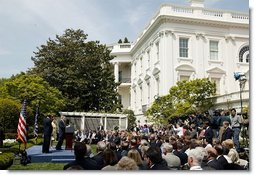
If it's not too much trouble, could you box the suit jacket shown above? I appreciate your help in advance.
[217,155,229,169]
[221,127,233,142]
[43,117,52,136]
[149,159,170,170]
[92,152,104,170]
[63,157,99,170]
[58,120,65,138]
[207,159,223,170]
[173,150,188,165]
[204,127,213,144]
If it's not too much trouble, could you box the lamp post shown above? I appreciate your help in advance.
[234,72,247,115]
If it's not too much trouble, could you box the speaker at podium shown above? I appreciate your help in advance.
[65,122,75,150]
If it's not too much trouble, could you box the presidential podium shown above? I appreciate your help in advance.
[65,125,74,150]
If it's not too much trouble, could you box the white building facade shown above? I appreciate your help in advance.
[110,0,249,124]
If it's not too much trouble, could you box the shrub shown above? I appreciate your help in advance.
[0,98,21,132]
[5,133,17,139]
[0,152,15,169]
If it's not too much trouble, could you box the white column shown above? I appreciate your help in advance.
[100,117,103,125]
[82,114,85,131]
[104,116,107,131]
[125,116,128,130]
[119,117,121,130]
[114,62,119,83]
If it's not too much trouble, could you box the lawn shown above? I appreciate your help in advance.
[8,163,65,170]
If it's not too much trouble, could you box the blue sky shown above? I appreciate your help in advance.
[0,0,250,78]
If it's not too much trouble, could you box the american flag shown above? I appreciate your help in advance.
[33,103,39,138]
[17,100,27,145]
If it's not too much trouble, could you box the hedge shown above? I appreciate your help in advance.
[0,152,15,170]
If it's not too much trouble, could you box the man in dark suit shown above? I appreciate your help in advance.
[63,142,98,170]
[145,147,170,170]
[42,115,53,153]
[173,142,188,166]
[221,121,233,142]
[56,116,66,150]
[92,141,107,170]
[205,147,223,170]
[214,144,229,169]
[204,121,213,145]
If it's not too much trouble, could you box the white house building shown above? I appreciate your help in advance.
[110,0,249,124]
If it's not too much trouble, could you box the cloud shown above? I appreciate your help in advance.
[0,47,11,56]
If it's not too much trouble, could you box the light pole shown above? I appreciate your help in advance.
[234,72,248,147]
[234,72,247,115]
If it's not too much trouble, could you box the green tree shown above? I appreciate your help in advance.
[123,37,129,43]
[118,39,123,43]
[146,78,216,123]
[123,109,136,131]
[0,73,66,115]
[0,98,33,133]
[30,29,120,112]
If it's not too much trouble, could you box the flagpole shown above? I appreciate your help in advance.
[18,142,21,154]
[34,101,40,145]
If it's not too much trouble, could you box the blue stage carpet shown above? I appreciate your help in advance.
[26,145,75,163]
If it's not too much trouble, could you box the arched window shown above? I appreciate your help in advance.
[239,46,249,63]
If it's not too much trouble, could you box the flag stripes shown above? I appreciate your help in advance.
[17,100,27,145]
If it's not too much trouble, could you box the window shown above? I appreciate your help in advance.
[180,75,190,81]
[134,89,136,107]
[119,95,122,105]
[179,38,189,58]
[147,50,150,69]
[246,54,249,63]
[147,82,150,103]
[156,42,159,60]
[134,63,136,76]
[239,46,249,63]
[140,85,143,105]
[119,71,122,82]
[210,41,219,60]
[156,78,160,96]
[140,57,143,74]
[211,78,220,95]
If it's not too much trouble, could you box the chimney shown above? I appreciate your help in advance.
[189,0,205,8]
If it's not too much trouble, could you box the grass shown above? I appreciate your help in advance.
[8,163,65,170]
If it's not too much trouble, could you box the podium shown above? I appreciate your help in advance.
[65,125,74,150]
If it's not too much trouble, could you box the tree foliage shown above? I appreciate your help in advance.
[123,109,136,131]
[0,98,33,133]
[0,73,66,115]
[123,37,129,43]
[30,29,120,112]
[146,78,216,124]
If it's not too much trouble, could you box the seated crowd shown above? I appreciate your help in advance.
[64,126,248,170]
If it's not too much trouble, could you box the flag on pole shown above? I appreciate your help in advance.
[33,103,39,138]
[17,100,27,146]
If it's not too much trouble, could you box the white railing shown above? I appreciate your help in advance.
[231,13,249,20]
[172,6,193,14]
[213,90,249,104]
[120,44,131,48]
[203,9,223,17]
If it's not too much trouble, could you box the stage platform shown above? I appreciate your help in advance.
[26,145,75,163]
